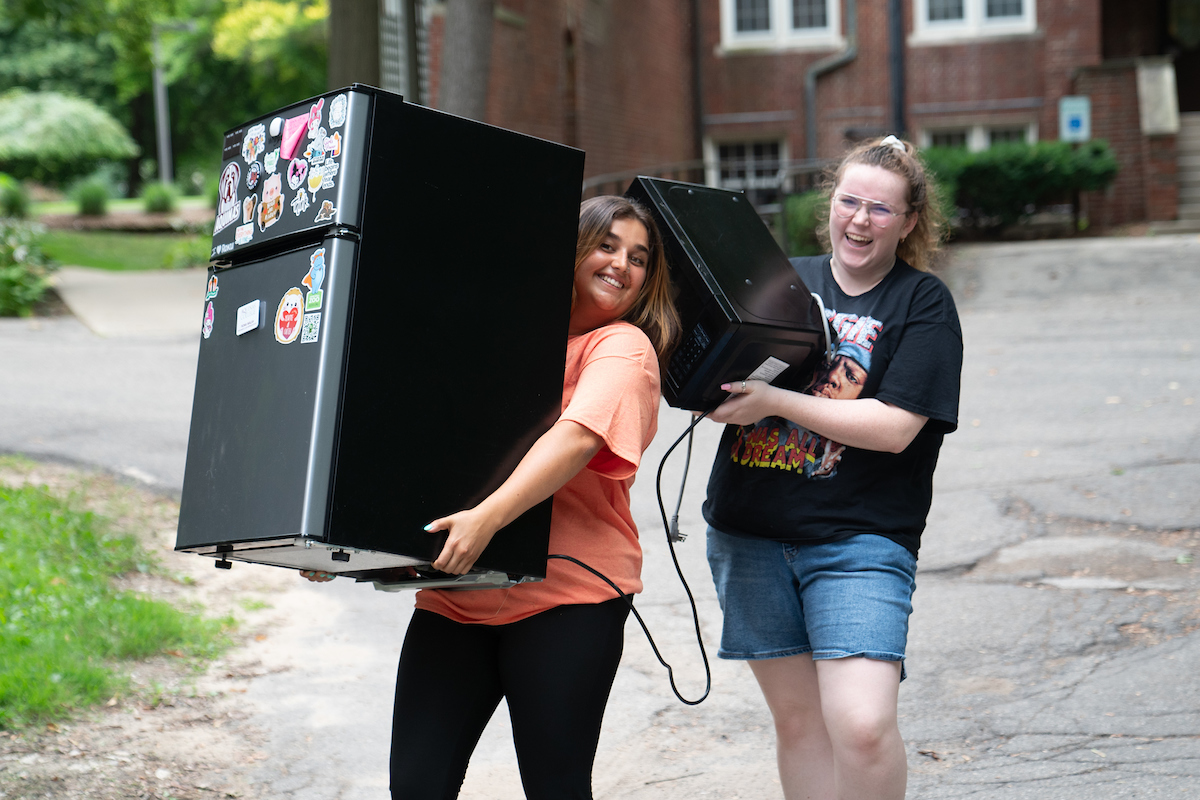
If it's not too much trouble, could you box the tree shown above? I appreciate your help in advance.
[0,90,139,184]
[0,0,328,192]
[327,0,379,89]
[439,0,494,120]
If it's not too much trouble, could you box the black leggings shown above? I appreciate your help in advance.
[389,598,630,800]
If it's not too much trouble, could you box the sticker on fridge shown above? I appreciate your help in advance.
[305,129,327,163]
[242,123,266,165]
[235,223,254,245]
[214,162,241,233]
[300,312,321,344]
[314,200,336,223]
[202,301,215,340]
[323,132,342,159]
[320,160,339,190]
[290,189,310,216]
[246,160,261,190]
[264,148,280,174]
[275,287,305,344]
[281,114,308,160]
[307,165,323,199]
[205,274,219,300]
[306,98,325,139]
[287,158,308,191]
[329,94,348,128]
[303,248,325,311]
[258,173,283,231]
[242,193,257,225]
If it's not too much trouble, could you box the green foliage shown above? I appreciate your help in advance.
[1,0,328,192]
[0,219,58,316]
[0,15,116,107]
[72,177,110,216]
[923,140,1119,229]
[782,190,826,257]
[0,173,31,218]
[920,146,972,226]
[0,483,232,729]
[0,90,139,184]
[141,181,178,213]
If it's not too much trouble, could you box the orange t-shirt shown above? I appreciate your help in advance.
[414,322,661,624]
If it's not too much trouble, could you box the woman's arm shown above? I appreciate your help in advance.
[708,380,927,453]
[425,419,604,575]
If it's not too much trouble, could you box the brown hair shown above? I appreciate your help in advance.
[575,195,681,360]
[815,136,947,271]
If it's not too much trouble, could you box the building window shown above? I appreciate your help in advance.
[736,0,771,32]
[922,124,1035,151]
[986,0,1023,17]
[988,127,1028,146]
[928,0,964,21]
[721,0,842,51]
[792,0,827,29]
[912,0,1035,42]
[708,139,786,209]
[930,130,969,148]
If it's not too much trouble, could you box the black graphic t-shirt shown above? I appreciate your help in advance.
[702,255,963,556]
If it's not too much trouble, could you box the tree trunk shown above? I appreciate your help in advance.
[328,0,381,90]
[438,0,494,120]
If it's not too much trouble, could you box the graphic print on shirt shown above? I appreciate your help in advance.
[727,302,882,480]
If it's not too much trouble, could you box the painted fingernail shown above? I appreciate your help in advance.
[423,523,434,531]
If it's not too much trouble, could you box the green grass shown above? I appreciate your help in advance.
[40,230,205,271]
[0,482,232,730]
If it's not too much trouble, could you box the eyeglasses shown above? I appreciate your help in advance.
[831,193,908,228]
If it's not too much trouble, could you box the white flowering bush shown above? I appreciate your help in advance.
[0,219,58,316]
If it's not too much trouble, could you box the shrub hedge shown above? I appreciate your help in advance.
[923,140,1118,228]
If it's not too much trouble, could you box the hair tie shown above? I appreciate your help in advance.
[881,135,906,153]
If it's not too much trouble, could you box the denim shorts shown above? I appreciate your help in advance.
[706,526,917,675]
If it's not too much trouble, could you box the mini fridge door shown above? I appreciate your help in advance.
[210,88,371,262]
[176,235,413,571]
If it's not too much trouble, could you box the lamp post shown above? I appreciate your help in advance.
[152,21,197,186]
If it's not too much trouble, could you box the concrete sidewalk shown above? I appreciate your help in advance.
[52,265,208,338]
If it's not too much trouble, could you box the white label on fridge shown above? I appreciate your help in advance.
[236,300,263,336]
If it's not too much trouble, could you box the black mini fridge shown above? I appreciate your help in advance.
[176,85,585,589]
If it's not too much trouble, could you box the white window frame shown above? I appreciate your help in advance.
[700,135,787,196]
[911,0,1036,44]
[919,122,1038,152]
[719,0,844,52]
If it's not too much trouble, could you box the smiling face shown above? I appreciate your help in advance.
[570,216,650,334]
[829,164,919,290]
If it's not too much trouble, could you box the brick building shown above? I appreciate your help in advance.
[696,0,1194,226]
[364,0,1196,227]
[377,1,700,185]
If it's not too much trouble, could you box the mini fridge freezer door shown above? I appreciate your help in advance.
[210,88,371,261]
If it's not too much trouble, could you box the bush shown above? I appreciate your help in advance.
[0,90,139,185]
[142,182,178,214]
[0,174,30,218]
[0,219,59,316]
[72,177,110,216]
[925,140,1119,229]
[782,190,826,257]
